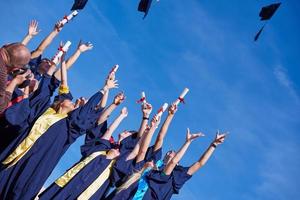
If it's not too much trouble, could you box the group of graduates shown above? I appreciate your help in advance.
[0,13,227,200]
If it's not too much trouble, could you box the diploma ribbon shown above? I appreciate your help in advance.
[136,97,146,104]
[178,97,185,104]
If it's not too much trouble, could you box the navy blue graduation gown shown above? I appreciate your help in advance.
[39,139,112,200]
[28,54,42,80]
[81,120,108,157]
[143,165,192,200]
[0,74,60,153]
[0,98,30,153]
[0,91,104,200]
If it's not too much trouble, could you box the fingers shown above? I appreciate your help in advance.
[187,128,190,135]
[194,132,205,137]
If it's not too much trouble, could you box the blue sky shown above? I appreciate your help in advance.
[1,0,300,199]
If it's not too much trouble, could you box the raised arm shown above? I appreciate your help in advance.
[22,20,40,46]
[101,107,128,140]
[65,40,93,69]
[153,104,177,152]
[31,22,63,59]
[59,55,68,88]
[135,115,161,163]
[99,72,117,109]
[187,131,227,175]
[164,128,204,175]
[138,102,152,138]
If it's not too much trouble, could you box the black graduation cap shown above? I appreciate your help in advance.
[71,0,88,11]
[138,0,153,19]
[54,92,74,103]
[259,3,281,21]
[254,2,281,41]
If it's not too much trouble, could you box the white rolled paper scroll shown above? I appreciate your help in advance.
[110,64,119,74]
[174,88,189,106]
[52,41,72,65]
[141,91,146,104]
[156,103,168,118]
[60,10,79,25]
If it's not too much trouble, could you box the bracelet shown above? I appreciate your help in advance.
[143,117,149,120]
[211,143,217,148]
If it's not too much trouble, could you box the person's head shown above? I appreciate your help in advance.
[118,130,136,143]
[163,150,176,165]
[37,58,52,75]
[52,93,75,114]
[2,43,31,73]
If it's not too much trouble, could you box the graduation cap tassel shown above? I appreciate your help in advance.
[254,24,265,42]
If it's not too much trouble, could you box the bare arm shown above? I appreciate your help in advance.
[65,40,93,68]
[153,104,177,152]
[101,107,128,140]
[31,22,63,59]
[138,102,152,138]
[22,20,40,46]
[164,129,204,175]
[187,131,227,175]
[60,58,68,88]
[135,116,161,163]
[97,91,124,125]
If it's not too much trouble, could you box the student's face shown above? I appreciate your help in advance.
[60,99,75,112]
[118,131,134,143]
[163,150,176,164]
[38,60,51,74]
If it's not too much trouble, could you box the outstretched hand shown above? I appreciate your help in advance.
[186,128,204,143]
[54,21,64,32]
[212,130,228,146]
[168,104,177,115]
[74,97,87,109]
[105,74,118,90]
[142,102,152,117]
[114,92,125,105]
[120,107,128,117]
[78,40,93,53]
[28,20,40,36]
[151,114,161,128]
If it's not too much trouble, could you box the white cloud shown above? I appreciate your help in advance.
[274,65,299,103]
[253,140,300,200]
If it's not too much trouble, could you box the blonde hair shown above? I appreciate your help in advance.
[116,170,143,193]
[116,163,159,194]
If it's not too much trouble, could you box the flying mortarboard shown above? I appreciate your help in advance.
[254,2,281,41]
[71,0,88,11]
[259,2,281,21]
[138,0,158,19]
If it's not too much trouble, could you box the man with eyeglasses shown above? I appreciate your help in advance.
[0,42,31,113]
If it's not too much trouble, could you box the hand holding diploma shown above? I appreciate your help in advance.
[174,88,189,106]
[52,41,72,65]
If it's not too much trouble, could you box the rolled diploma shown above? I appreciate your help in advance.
[61,10,79,25]
[52,41,72,65]
[141,91,146,104]
[157,103,168,118]
[174,88,189,106]
[111,64,119,74]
